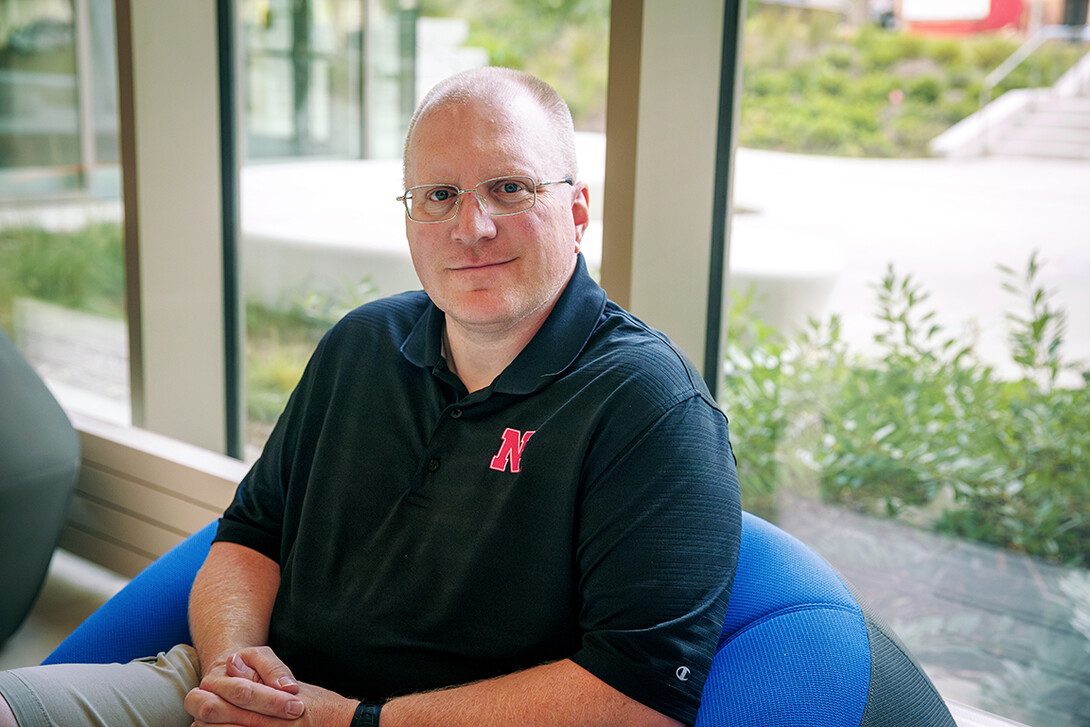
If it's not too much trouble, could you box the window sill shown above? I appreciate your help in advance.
[950,700,1032,727]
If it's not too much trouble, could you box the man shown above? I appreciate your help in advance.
[0,67,740,727]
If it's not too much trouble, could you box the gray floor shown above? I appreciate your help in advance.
[776,497,1090,727]
[0,550,126,671]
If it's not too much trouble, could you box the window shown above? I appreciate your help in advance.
[724,4,1090,723]
[0,0,128,425]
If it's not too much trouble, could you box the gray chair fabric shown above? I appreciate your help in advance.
[0,326,80,645]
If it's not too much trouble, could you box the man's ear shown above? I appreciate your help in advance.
[571,181,590,249]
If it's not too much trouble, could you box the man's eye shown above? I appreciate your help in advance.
[495,179,528,195]
[427,187,454,202]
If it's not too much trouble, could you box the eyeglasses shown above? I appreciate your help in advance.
[397,175,574,223]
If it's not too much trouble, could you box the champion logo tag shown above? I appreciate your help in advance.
[489,428,535,473]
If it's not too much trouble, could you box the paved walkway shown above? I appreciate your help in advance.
[731,149,1090,383]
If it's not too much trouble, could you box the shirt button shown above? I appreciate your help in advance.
[450,409,463,419]
[427,458,440,473]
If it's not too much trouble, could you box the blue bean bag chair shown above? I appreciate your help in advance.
[44,513,955,726]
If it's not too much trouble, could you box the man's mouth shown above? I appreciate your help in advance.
[452,258,515,271]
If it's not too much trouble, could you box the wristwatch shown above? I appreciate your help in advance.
[351,701,383,727]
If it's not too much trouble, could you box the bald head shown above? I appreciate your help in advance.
[403,68,578,186]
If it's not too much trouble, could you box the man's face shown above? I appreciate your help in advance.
[403,94,589,338]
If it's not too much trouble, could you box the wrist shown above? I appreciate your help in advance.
[196,639,248,673]
[350,701,383,727]
[199,649,236,678]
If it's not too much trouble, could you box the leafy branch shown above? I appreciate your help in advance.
[722,252,1090,566]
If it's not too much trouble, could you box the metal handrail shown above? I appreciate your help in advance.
[980,29,1047,112]
[978,24,1089,154]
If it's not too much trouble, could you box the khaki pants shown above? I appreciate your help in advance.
[0,644,198,727]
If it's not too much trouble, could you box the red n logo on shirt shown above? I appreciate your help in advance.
[489,428,536,473]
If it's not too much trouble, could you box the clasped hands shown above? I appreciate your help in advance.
[184,646,359,727]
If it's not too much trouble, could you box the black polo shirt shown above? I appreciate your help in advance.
[215,255,741,725]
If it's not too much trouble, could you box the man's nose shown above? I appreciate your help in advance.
[450,190,497,243]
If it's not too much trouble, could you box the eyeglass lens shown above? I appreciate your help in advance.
[408,176,536,221]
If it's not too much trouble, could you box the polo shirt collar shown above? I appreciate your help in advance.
[495,254,607,394]
[401,300,445,370]
[400,253,608,395]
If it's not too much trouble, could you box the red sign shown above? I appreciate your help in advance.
[903,0,1026,34]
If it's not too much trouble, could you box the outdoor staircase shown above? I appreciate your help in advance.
[931,36,1090,160]
[989,92,1090,160]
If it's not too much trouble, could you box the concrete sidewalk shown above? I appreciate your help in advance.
[731,148,1090,382]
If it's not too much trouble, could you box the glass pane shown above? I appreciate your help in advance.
[0,0,128,424]
[727,5,1089,724]
[246,54,296,152]
[243,0,365,158]
[239,0,393,452]
[90,0,120,166]
[237,0,609,455]
[0,2,80,187]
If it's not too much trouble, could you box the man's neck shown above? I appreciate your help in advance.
[440,254,580,393]
[442,309,549,394]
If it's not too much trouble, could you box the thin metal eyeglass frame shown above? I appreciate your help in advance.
[397,176,574,223]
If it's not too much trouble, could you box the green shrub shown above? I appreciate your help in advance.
[906,73,944,103]
[889,113,948,150]
[856,71,900,99]
[854,26,903,68]
[927,36,968,67]
[747,70,794,97]
[0,223,125,333]
[244,277,378,426]
[430,0,610,130]
[814,267,999,516]
[825,46,855,71]
[739,7,1088,157]
[816,67,852,96]
[935,255,1090,561]
[721,253,1090,567]
[722,287,795,517]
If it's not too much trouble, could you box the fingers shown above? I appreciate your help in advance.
[225,653,257,681]
[187,646,303,724]
[231,647,300,694]
[186,677,305,724]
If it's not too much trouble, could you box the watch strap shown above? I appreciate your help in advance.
[350,701,383,727]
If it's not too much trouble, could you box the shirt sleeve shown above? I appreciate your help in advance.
[570,394,741,726]
[213,330,334,563]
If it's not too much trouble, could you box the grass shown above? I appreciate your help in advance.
[0,223,125,334]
